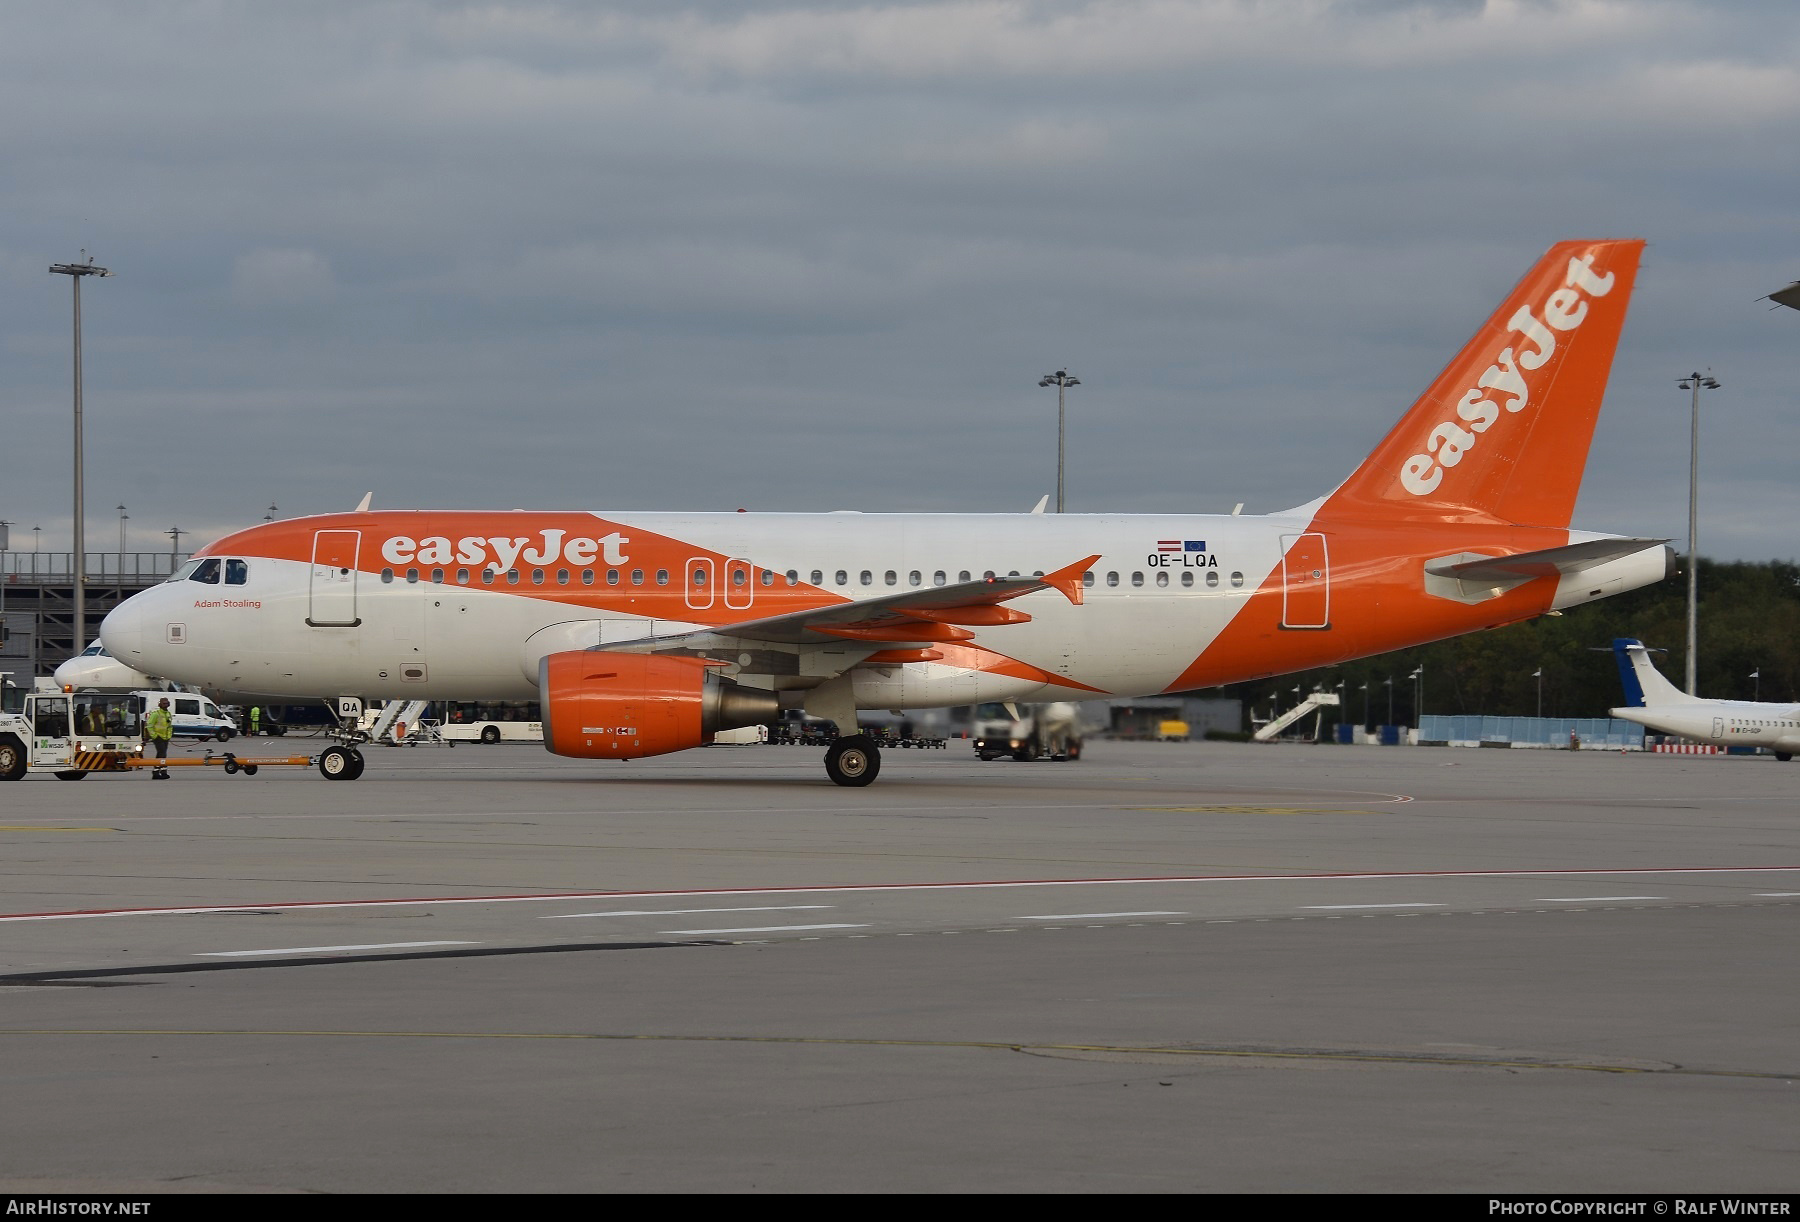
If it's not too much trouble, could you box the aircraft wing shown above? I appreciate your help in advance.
[611,555,1101,650]
[1424,538,1669,583]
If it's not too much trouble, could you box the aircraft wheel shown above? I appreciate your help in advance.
[1777,752,1792,762]
[319,746,355,780]
[345,748,366,780]
[54,770,89,781]
[0,739,25,782]
[824,735,881,787]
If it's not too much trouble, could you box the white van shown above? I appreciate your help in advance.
[131,691,237,741]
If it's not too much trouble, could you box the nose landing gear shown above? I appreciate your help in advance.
[318,745,366,780]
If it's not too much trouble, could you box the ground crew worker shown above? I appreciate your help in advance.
[144,697,174,780]
[249,706,260,737]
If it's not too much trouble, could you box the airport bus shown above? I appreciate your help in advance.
[439,700,543,744]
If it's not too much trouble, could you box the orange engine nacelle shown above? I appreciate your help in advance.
[539,651,780,760]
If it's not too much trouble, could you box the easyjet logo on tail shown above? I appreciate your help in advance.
[380,529,630,572]
[1400,254,1616,497]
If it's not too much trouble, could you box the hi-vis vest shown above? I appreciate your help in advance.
[146,708,173,741]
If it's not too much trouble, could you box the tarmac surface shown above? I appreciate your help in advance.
[0,737,1795,1193]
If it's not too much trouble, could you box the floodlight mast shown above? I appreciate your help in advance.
[1037,370,1080,513]
[49,254,112,653]
[1676,372,1720,695]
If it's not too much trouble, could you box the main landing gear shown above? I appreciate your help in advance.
[824,734,881,787]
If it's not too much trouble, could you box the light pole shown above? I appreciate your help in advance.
[117,505,127,584]
[50,253,112,652]
[1677,372,1720,695]
[264,503,278,522]
[1410,665,1424,725]
[167,526,185,564]
[1384,675,1393,726]
[1750,668,1761,701]
[1360,681,1369,731]
[1533,667,1543,718]
[1037,369,1079,513]
[0,520,9,618]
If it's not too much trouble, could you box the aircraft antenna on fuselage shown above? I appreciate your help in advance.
[354,492,373,513]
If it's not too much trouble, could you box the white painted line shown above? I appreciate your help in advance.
[10,866,1800,924]
[1535,896,1665,903]
[196,941,478,958]
[661,923,869,936]
[1018,911,1187,920]
[544,905,833,920]
[1301,903,1445,910]
[1754,892,1800,897]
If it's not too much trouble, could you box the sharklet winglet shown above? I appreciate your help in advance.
[1043,555,1102,606]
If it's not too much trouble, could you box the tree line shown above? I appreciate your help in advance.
[1210,559,1800,727]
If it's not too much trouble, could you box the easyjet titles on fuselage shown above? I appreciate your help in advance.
[380,529,631,573]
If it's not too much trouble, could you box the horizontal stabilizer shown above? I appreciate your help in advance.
[1611,638,1688,708]
[1424,537,1669,583]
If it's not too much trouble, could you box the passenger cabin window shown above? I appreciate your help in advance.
[909,571,921,587]
[934,571,947,586]
[506,570,520,585]
[630,569,644,586]
[958,571,971,583]
[432,567,446,584]
[407,568,421,583]
[732,569,747,587]
[581,569,594,585]
[457,568,470,584]
[835,570,847,586]
[480,569,494,585]
[1181,571,1194,587]
[1106,572,1119,587]
[1082,572,1095,588]
[607,569,620,586]
[531,569,544,585]
[656,569,669,586]
[1131,572,1144,587]
[556,569,570,586]
[189,558,222,585]
[884,571,897,586]
[225,559,249,585]
[860,571,873,586]
[1230,571,1244,588]
[1156,572,1169,587]
[1206,571,1219,588]
[761,570,774,586]
[381,568,395,584]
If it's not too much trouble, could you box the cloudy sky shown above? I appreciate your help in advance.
[4,0,1796,560]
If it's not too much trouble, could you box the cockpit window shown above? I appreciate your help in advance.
[225,559,249,585]
[80,643,107,657]
[189,558,222,585]
[167,559,203,583]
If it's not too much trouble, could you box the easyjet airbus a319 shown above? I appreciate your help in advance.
[102,240,1670,785]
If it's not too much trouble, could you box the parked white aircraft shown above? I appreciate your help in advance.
[52,642,159,692]
[101,240,1672,785]
[1609,639,1798,761]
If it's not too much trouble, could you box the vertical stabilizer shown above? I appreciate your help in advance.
[1320,240,1643,528]
[1613,639,1686,708]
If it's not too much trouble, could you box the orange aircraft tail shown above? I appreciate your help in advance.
[1319,239,1644,529]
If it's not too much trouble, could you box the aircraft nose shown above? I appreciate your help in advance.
[100,590,151,663]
